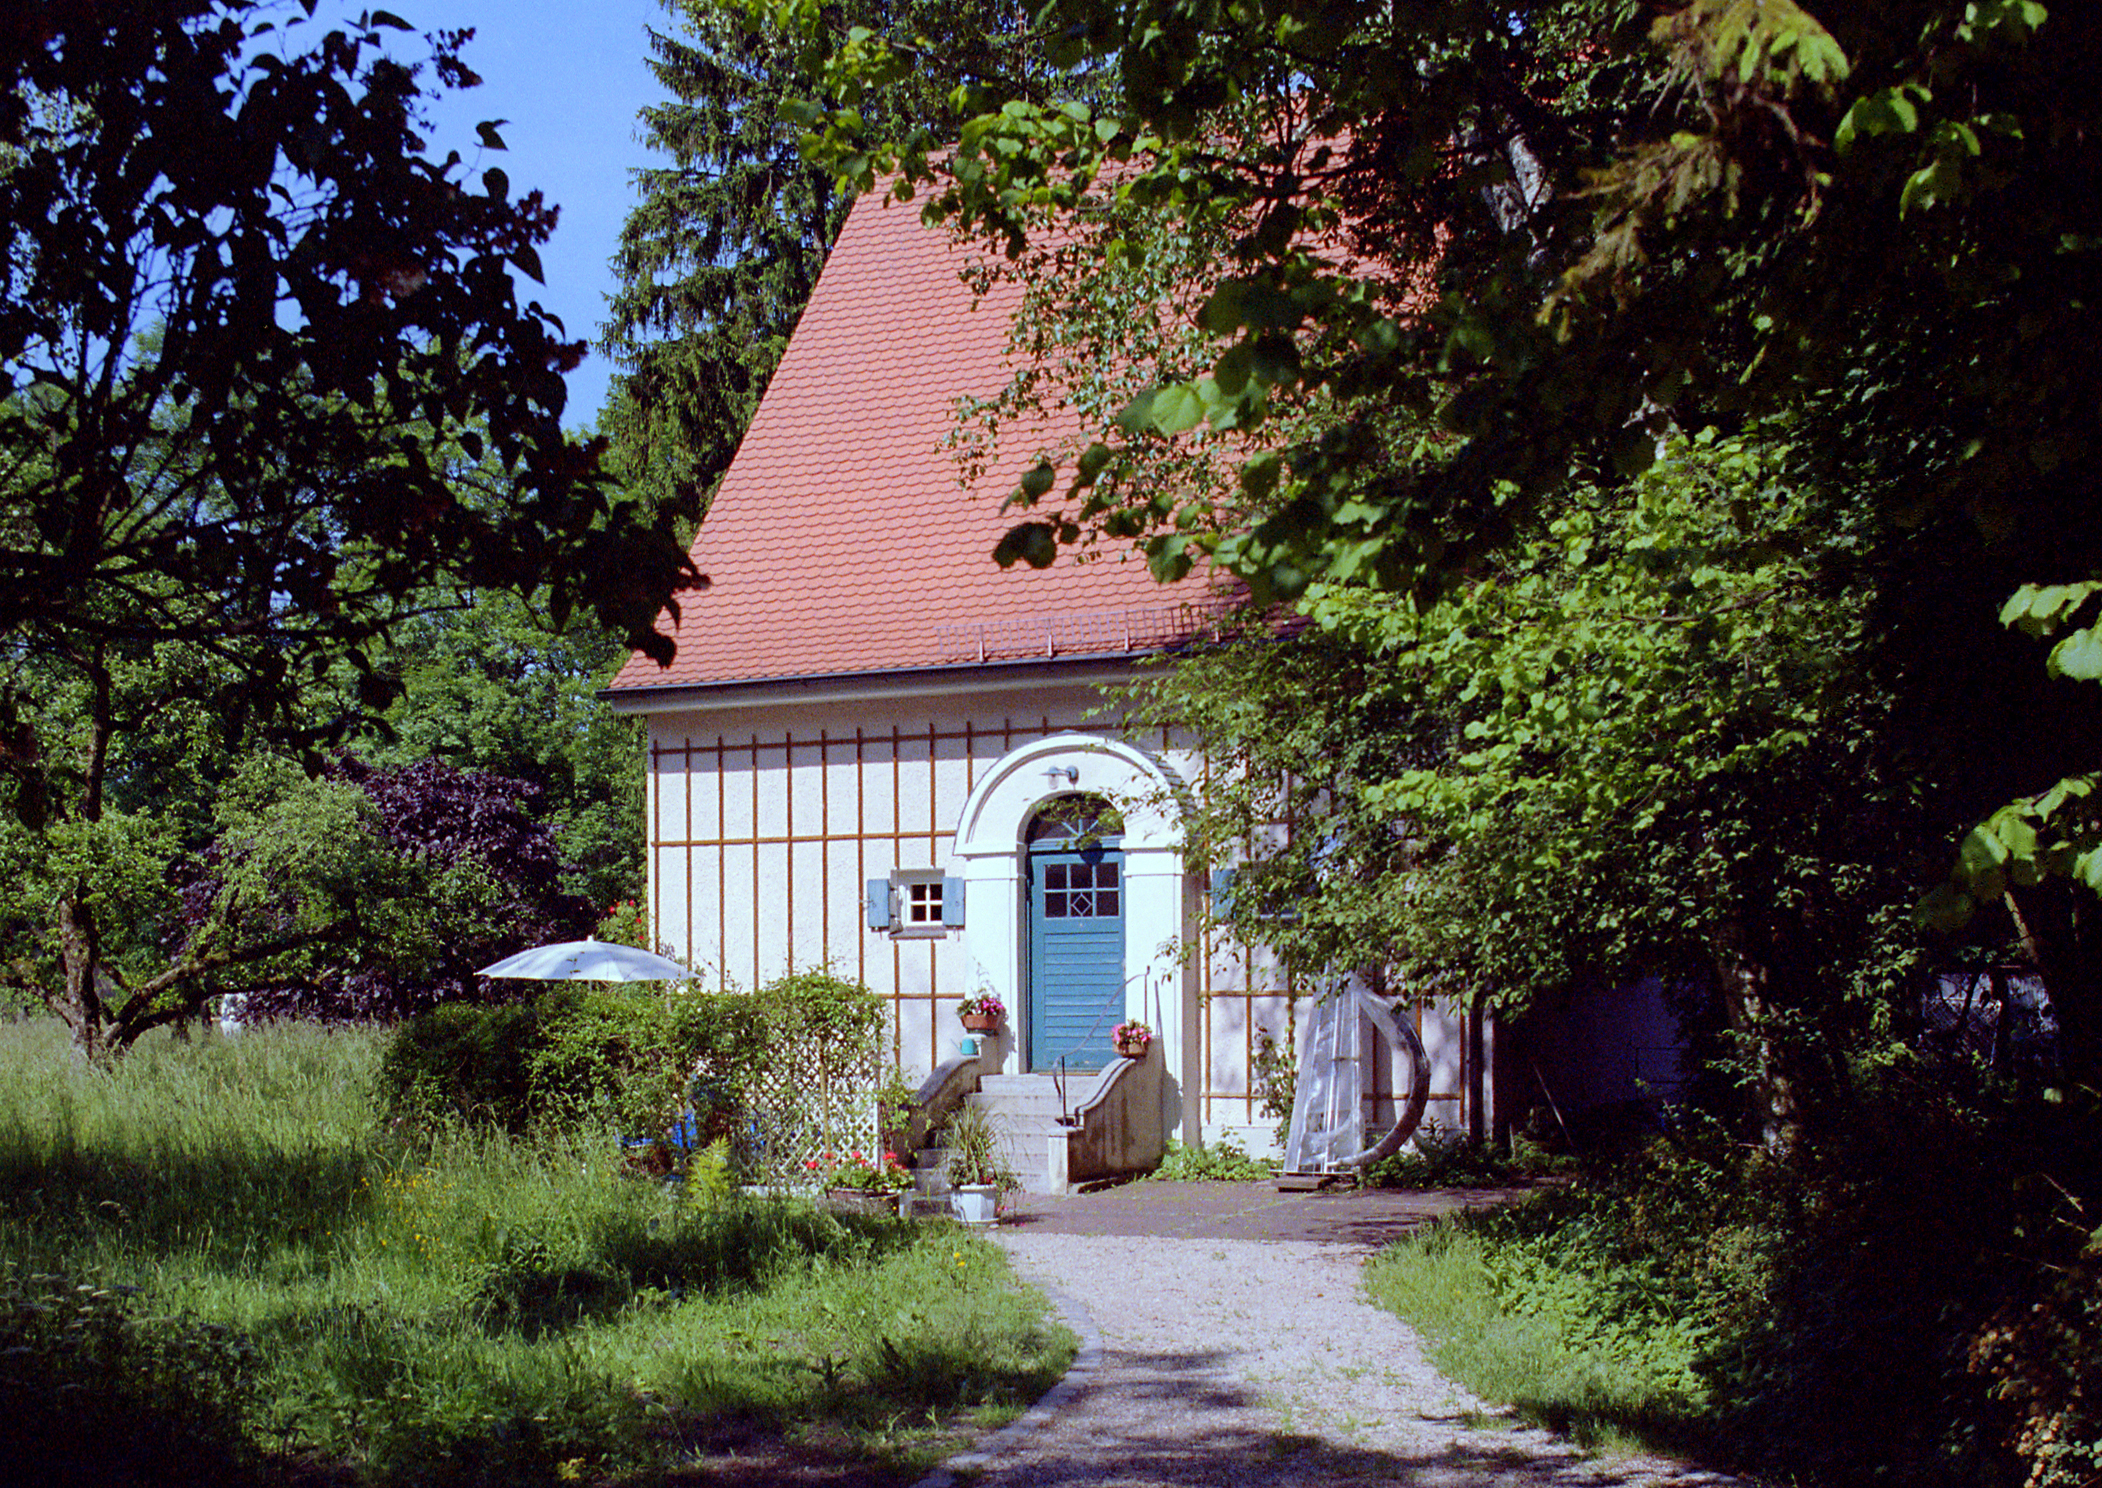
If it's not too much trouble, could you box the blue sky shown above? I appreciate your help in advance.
[405,0,672,429]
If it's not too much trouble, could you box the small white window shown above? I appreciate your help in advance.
[866,868,965,938]
[901,873,946,931]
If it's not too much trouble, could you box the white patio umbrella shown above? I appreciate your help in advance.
[476,937,694,982]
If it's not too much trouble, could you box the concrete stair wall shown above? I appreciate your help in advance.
[908,1062,1167,1194]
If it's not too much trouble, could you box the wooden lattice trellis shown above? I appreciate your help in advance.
[689,979,887,1185]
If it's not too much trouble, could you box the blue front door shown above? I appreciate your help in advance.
[1026,846,1126,1072]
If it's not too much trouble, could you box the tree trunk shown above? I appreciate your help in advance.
[51,644,117,1064]
[1715,918,1806,1155]
[55,889,107,1065]
[2004,882,2102,1088]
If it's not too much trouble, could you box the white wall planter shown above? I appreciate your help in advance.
[950,1184,998,1225]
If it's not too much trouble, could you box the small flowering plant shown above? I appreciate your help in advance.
[809,1149,915,1195]
[957,992,1005,1021]
[596,898,677,958]
[1112,1019,1153,1050]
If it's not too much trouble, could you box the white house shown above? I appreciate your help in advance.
[606,190,1676,1186]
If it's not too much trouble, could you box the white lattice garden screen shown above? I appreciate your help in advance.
[689,975,886,1185]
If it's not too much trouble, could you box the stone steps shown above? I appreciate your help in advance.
[910,1073,1076,1194]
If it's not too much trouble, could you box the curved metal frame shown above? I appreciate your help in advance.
[1338,987,1431,1168]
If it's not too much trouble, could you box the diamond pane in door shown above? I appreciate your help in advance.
[1028,850,1125,1071]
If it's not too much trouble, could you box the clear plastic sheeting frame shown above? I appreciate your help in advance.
[1282,983,1431,1176]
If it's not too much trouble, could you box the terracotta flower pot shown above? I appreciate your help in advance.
[1115,1038,1150,1059]
[960,1012,998,1032]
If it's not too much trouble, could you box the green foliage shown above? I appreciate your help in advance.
[1136,431,1922,1139]
[0,3,695,1060]
[752,967,884,1053]
[193,756,436,980]
[594,896,660,952]
[0,1268,265,1487]
[376,999,549,1131]
[1368,1131,1782,1453]
[1147,1137,1270,1182]
[355,588,649,911]
[0,622,632,1040]
[0,1018,1074,1486]
[778,0,2102,1091]
[1363,1128,1566,1190]
[820,1149,914,1195]
[529,986,724,1137]
[938,1103,1019,1191]
[1971,1245,2102,1488]
[874,1060,919,1155]
[1929,586,2102,1085]
[378,983,760,1140]
[3,749,495,1045]
[380,970,888,1182]
[1689,1070,2102,1487]
[1366,1204,1716,1453]
[1249,1024,1296,1156]
[1371,1075,2102,1486]
[782,0,2102,619]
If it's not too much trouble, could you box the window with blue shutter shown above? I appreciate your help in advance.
[872,869,963,938]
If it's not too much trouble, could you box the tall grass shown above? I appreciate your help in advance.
[0,1019,1071,1486]
[1364,1214,1711,1453]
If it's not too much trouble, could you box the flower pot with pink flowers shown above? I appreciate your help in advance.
[1112,1019,1154,1060]
[956,991,1004,1034]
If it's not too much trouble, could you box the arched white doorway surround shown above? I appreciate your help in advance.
[949,733,1197,1143]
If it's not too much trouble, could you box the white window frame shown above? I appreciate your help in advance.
[892,868,950,938]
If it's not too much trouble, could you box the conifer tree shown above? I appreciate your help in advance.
[600,0,1068,519]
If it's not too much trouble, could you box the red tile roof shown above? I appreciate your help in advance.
[606,190,1228,697]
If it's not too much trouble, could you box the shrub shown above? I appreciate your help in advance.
[720,970,886,1181]
[528,984,765,1138]
[1368,1127,1780,1454]
[377,984,759,1138]
[1370,1072,2102,1488]
[1149,1137,1271,1182]
[376,999,546,1130]
[376,971,887,1182]
[1693,1071,2102,1488]
[1363,1123,1568,1189]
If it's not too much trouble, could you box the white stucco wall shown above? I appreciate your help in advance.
[626,668,1495,1154]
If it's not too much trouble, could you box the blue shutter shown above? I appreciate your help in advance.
[1210,867,1237,919]
[942,876,966,928]
[866,879,893,931]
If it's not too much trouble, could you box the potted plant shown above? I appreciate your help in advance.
[1112,1019,1154,1059]
[939,1105,1018,1224]
[956,991,1005,1034]
[875,1064,919,1156]
[810,1149,914,1216]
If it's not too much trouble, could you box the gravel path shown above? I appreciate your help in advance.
[916,1187,1742,1488]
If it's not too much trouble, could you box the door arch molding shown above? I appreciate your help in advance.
[950,733,1185,858]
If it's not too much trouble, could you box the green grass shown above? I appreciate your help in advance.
[0,1019,1073,1486]
[1363,1201,1711,1456]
